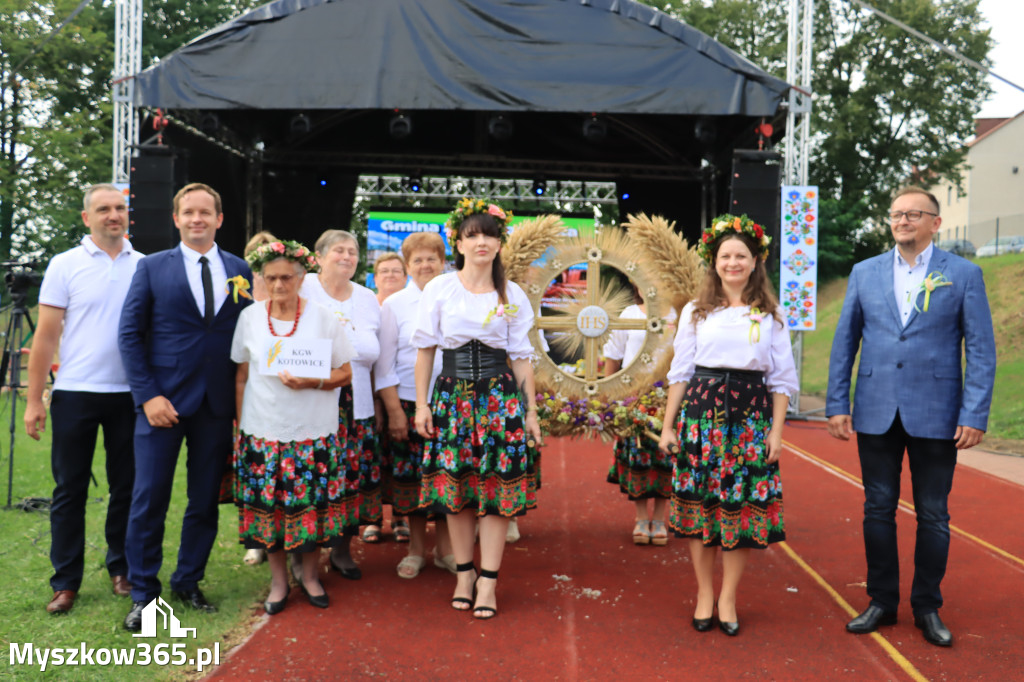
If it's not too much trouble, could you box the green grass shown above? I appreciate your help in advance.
[0,395,268,681]
[799,252,1024,442]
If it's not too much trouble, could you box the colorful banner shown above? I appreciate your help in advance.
[779,186,819,330]
[365,210,597,287]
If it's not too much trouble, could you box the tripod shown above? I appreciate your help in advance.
[1,290,37,509]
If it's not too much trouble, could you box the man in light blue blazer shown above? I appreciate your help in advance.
[118,183,252,631]
[826,186,995,648]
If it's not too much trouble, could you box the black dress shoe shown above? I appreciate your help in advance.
[172,587,217,613]
[300,581,329,609]
[719,619,740,636]
[264,595,288,615]
[124,600,147,631]
[692,617,714,632]
[847,605,897,634]
[329,555,362,581]
[915,612,953,647]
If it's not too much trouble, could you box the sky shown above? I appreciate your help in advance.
[976,0,1024,118]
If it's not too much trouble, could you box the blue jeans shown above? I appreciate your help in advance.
[856,412,957,615]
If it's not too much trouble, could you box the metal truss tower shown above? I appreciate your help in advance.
[112,0,142,184]
[785,0,815,413]
[785,0,814,187]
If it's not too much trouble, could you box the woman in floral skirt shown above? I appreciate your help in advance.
[604,295,673,546]
[375,232,454,577]
[659,215,797,636]
[300,230,382,579]
[412,198,542,620]
[232,240,354,613]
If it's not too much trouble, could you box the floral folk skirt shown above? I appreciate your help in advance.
[337,385,382,527]
[607,433,673,500]
[669,372,785,549]
[234,431,354,552]
[420,372,539,517]
[381,399,433,516]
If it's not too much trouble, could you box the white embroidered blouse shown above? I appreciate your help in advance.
[375,281,443,401]
[300,276,380,420]
[667,302,799,397]
[410,272,535,361]
[231,300,355,442]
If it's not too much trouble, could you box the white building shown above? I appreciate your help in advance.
[933,113,1024,248]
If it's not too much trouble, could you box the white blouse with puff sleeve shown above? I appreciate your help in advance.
[300,277,380,420]
[410,272,535,361]
[667,302,798,397]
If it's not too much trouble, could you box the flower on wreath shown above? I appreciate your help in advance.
[647,318,664,334]
[587,247,603,262]
[697,214,771,264]
[246,239,319,274]
[445,197,512,245]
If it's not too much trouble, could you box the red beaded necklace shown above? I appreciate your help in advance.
[267,297,302,337]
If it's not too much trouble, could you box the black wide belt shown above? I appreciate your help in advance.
[692,365,765,384]
[441,340,508,381]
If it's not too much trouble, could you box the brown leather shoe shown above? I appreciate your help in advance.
[111,575,132,597]
[46,590,77,614]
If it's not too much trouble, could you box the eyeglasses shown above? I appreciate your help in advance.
[888,210,938,223]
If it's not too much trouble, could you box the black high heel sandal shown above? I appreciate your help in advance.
[692,598,715,632]
[451,562,476,611]
[473,568,499,620]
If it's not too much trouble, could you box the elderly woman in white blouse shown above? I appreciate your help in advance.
[413,198,541,620]
[375,232,455,578]
[300,229,381,580]
[232,240,354,613]
[659,218,797,637]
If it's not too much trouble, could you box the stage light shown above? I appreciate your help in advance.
[582,115,607,142]
[389,113,412,140]
[320,179,327,187]
[199,113,220,135]
[621,192,630,201]
[407,174,423,193]
[487,114,514,141]
[694,117,716,146]
[290,113,311,136]
[532,178,547,196]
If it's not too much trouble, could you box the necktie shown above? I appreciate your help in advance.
[199,255,214,325]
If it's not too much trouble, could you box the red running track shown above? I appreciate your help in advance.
[208,422,1024,681]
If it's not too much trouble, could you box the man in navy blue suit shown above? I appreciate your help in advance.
[827,186,996,648]
[118,183,252,631]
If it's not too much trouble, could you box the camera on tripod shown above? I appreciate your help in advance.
[2,261,43,307]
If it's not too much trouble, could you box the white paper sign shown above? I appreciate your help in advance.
[259,338,332,379]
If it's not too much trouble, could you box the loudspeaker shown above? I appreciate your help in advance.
[130,152,177,255]
[730,150,781,261]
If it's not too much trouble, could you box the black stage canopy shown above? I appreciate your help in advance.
[131,0,791,254]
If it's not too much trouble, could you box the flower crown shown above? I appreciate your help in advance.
[444,197,512,245]
[697,214,771,264]
[245,239,319,274]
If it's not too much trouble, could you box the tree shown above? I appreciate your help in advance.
[1,0,113,263]
[649,0,991,273]
[0,0,266,269]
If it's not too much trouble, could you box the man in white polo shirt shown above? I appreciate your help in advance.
[25,183,145,614]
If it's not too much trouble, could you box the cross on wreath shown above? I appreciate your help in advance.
[522,228,670,398]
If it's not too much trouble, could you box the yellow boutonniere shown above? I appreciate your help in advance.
[226,275,252,303]
[747,307,769,344]
[482,303,519,327]
[911,272,952,313]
